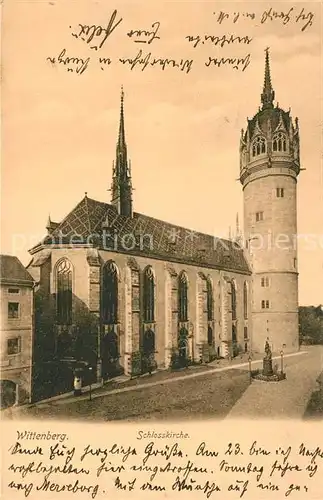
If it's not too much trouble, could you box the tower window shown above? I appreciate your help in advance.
[7,337,21,355]
[131,269,140,312]
[231,281,237,321]
[261,277,270,287]
[243,282,248,319]
[276,188,284,198]
[252,136,266,157]
[143,266,155,323]
[261,300,270,309]
[8,302,19,319]
[178,271,188,322]
[273,132,287,152]
[256,211,264,222]
[206,277,213,321]
[56,258,73,325]
[102,261,118,324]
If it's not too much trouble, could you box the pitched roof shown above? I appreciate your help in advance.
[30,196,250,274]
[0,255,34,284]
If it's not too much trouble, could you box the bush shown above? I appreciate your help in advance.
[170,348,190,370]
[130,351,142,377]
[141,354,157,374]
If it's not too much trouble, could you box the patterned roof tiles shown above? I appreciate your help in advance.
[31,196,250,274]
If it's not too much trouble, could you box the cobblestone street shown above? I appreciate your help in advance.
[7,368,250,422]
[3,347,322,422]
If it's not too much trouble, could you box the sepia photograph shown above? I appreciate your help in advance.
[1,0,322,425]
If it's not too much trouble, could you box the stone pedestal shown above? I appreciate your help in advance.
[263,358,273,376]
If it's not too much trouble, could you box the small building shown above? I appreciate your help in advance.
[0,255,35,409]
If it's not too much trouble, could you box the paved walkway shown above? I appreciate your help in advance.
[226,346,323,419]
[3,351,308,417]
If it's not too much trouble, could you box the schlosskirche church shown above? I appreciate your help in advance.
[28,50,301,399]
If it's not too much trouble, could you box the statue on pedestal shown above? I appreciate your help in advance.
[263,339,273,376]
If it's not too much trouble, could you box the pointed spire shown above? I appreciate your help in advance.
[46,214,51,231]
[111,87,133,218]
[115,85,127,173]
[235,213,242,245]
[118,85,126,147]
[261,48,275,110]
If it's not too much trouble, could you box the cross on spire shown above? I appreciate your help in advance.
[261,47,275,109]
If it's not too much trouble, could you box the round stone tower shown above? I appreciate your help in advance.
[239,49,301,354]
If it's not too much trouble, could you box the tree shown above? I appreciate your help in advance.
[299,305,323,344]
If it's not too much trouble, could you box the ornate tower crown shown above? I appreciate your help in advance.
[239,49,300,183]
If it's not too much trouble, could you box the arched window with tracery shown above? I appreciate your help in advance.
[243,281,248,320]
[252,136,266,157]
[231,281,237,321]
[178,272,188,322]
[143,266,155,322]
[102,261,118,324]
[207,277,213,321]
[273,132,287,152]
[56,258,73,325]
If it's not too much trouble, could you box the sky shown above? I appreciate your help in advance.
[1,0,322,305]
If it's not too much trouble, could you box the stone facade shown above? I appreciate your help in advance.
[28,246,252,392]
[0,256,34,408]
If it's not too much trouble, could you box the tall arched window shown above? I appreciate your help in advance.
[273,132,287,152]
[252,136,266,157]
[243,281,248,319]
[102,261,118,324]
[178,272,188,322]
[207,277,213,321]
[143,266,155,322]
[56,258,72,325]
[231,281,237,321]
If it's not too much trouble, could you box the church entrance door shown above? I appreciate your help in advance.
[142,329,156,374]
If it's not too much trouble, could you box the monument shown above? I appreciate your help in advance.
[251,339,286,382]
[263,339,274,376]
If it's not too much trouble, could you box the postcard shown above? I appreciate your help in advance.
[1,0,322,499]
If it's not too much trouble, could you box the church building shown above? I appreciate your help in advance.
[27,50,300,400]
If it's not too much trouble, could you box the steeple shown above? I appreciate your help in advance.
[46,214,52,234]
[235,212,242,245]
[111,86,133,217]
[118,85,126,148]
[261,48,275,110]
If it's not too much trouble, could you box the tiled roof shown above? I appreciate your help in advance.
[246,106,291,139]
[30,196,250,274]
[0,255,34,284]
